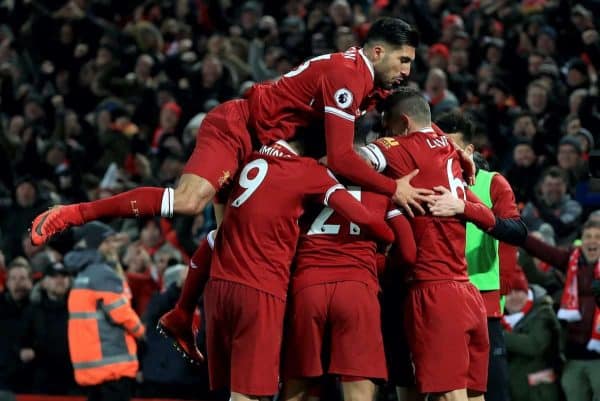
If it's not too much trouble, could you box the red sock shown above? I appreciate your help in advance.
[78,187,168,222]
[177,237,212,314]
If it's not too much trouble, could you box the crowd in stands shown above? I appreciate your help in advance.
[1,0,600,400]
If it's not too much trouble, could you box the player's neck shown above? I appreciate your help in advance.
[410,124,434,134]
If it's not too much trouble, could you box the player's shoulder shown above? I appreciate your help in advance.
[489,171,512,190]
[322,48,368,77]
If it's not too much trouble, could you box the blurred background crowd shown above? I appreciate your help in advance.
[1,0,600,400]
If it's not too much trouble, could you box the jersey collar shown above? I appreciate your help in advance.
[275,139,298,155]
[358,48,375,81]
[416,127,435,133]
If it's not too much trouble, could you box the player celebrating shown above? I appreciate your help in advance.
[30,17,447,362]
[202,139,394,401]
[360,89,519,401]
[30,17,426,245]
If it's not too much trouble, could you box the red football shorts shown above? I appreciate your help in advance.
[283,281,387,380]
[204,279,286,396]
[182,99,252,198]
[404,280,489,394]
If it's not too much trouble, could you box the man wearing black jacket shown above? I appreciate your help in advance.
[19,261,78,395]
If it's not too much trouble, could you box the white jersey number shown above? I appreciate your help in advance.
[283,54,332,78]
[307,187,361,236]
[231,159,269,207]
[446,158,467,200]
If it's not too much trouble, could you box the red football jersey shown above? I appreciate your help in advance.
[362,128,493,281]
[209,141,343,300]
[245,47,397,196]
[293,190,400,292]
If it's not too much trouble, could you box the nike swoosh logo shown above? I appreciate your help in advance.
[34,212,50,236]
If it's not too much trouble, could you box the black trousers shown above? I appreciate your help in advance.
[486,318,510,401]
[87,378,133,401]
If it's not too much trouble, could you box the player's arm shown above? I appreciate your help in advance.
[386,208,416,267]
[321,71,430,215]
[325,187,394,244]
[489,174,522,295]
[427,186,528,245]
[360,141,432,217]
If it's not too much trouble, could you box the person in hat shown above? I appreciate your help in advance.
[557,135,587,194]
[19,260,78,395]
[566,58,589,93]
[65,222,144,401]
[573,127,595,156]
[0,259,33,397]
[502,271,562,401]
[520,218,600,401]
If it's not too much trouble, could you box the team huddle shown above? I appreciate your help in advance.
[30,18,525,401]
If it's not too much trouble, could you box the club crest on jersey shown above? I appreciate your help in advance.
[334,88,353,109]
[218,170,231,187]
[377,137,399,149]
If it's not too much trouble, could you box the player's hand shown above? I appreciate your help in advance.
[427,186,465,216]
[392,170,433,218]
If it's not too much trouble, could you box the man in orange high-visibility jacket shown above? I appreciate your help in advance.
[65,222,145,401]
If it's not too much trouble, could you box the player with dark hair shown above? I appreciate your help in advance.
[361,89,524,401]
[30,18,469,363]
[435,111,524,401]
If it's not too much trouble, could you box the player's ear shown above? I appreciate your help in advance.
[400,113,409,132]
[370,43,386,62]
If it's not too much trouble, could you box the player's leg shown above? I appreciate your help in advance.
[428,389,468,401]
[229,283,286,398]
[203,279,232,396]
[328,281,387,381]
[464,284,490,401]
[341,378,376,401]
[395,387,424,401]
[31,99,251,245]
[404,282,471,399]
[466,390,484,401]
[282,286,328,401]
[158,187,227,361]
[282,379,311,401]
[157,229,216,363]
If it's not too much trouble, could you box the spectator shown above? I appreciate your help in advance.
[522,219,600,401]
[505,139,542,206]
[19,261,78,395]
[65,222,145,401]
[0,258,33,396]
[557,136,587,194]
[140,264,205,399]
[518,224,565,306]
[424,68,459,119]
[503,277,562,401]
[521,167,583,246]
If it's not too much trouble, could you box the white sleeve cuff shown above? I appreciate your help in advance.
[324,184,345,206]
[386,209,403,220]
[361,144,387,173]
[161,188,174,218]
